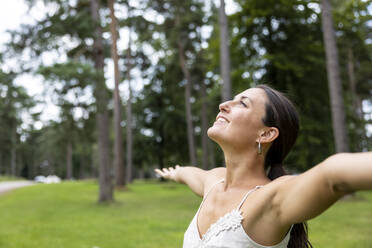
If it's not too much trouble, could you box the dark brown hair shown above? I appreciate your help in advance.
[255,84,312,248]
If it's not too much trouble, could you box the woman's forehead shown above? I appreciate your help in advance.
[235,88,267,103]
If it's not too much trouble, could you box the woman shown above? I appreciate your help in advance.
[154,85,372,248]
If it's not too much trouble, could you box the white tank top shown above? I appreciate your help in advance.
[183,179,292,248]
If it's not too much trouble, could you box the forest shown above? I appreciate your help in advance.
[0,0,371,202]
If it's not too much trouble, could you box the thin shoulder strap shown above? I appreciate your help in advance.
[203,178,225,200]
[237,185,263,210]
[196,178,225,214]
[197,178,224,213]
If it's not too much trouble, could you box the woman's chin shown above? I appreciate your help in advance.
[207,126,223,143]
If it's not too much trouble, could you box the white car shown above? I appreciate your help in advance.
[34,175,61,184]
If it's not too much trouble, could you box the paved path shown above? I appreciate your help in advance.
[0,181,35,195]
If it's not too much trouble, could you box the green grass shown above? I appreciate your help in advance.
[308,192,372,248]
[0,180,199,248]
[0,180,371,248]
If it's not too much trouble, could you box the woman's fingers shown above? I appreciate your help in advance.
[154,168,171,178]
[154,168,166,177]
[154,166,179,179]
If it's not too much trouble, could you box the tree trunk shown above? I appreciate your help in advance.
[138,168,145,180]
[125,34,133,183]
[28,153,35,179]
[347,47,363,119]
[91,146,97,178]
[11,127,16,176]
[320,0,349,153]
[0,153,2,174]
[219,0,232,102]
[158,111,165,169]
[48,158,55,175]
[79,155,84,179]
[347,47,367,151]
[66,141,72,179]
[200,82,209,169]
[90,0,114,202]
[178,40,197,166]
[11,148,16,176]
[108,0,125,187]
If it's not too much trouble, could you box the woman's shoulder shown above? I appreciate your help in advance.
[209,166,226,176]
[272,175,296,184]
[248,175,297,203]
[202,166,226,195]
[263,175,297,193]
[207,166,226,181]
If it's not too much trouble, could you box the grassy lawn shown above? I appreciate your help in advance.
[308,192,372,248]
[0,180,371,248]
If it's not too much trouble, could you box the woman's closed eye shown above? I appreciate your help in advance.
[240,100,248,107]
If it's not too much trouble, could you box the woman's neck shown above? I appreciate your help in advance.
[222,149,270,191]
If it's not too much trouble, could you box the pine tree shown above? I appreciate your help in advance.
[321,0,349,153]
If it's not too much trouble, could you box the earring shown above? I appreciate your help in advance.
[258,141,262,155]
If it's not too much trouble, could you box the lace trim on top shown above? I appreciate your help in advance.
[197,207,292,248]
[197,180,263,245]
[200,208,243,243]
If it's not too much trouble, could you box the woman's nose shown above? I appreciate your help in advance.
[219,100,231,112]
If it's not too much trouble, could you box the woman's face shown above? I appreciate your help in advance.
[207,88,268,151]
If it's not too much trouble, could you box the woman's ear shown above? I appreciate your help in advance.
[259,127,279,144]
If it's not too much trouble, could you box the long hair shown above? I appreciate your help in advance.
[255,84,312,248]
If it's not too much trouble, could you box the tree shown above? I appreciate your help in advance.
[91,0,114,202]
[144,0,207,166]
[0,70,35,176]
[37,61,101,179]
[321,0,349,153]
[125,28,134,183]
[219,0,232,102]
[193,52,211,169]
[178,35,197,166]
[332,0,372,151]
[230,0,335,170]
[4,0,369,180]
[108,0,125,187]
[6,0,116,195]
[60,106,76,180]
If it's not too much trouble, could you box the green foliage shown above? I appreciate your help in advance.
[332,0,372,151]
[229,0,371,170]
[133,57,189,168]
[4,0,111,179]
[0,69,36,175]
[1,0,370,179]
[38,62,97,91]
[129,0,222,168]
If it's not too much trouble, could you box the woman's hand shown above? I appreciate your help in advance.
[154,165,225,197]
[154,165,181,182]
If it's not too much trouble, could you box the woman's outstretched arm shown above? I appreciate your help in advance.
[154,166,225,197]
[275,152,372,225]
